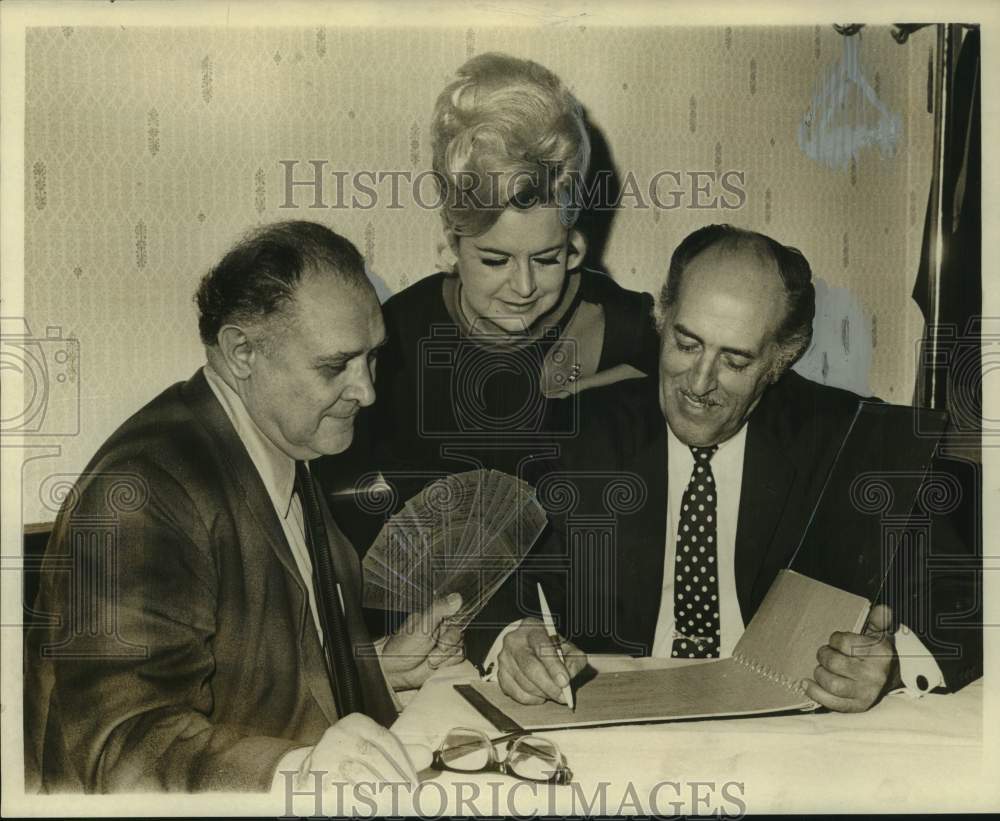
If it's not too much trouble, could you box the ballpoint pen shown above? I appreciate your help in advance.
[536,582,575,711]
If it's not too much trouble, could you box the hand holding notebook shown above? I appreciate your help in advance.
[803,603,900,713]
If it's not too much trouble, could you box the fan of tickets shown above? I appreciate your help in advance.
[362,469,547,629]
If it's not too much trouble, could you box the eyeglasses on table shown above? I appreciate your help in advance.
[430,726,573,785]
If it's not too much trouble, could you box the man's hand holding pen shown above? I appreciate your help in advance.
[496,618,587,706]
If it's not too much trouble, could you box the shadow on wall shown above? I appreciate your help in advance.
[576,111,621,277]
[793,278,874,397]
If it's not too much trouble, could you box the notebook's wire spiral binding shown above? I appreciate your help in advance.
[731,650,807,695]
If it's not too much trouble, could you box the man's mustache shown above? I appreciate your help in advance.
[680,388,721,407]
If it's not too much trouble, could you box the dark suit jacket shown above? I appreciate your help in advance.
[24,369,395,793]
[467,371,982,692]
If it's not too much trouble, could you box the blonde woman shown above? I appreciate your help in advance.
[315,54,658,657]
[364,52,657,480]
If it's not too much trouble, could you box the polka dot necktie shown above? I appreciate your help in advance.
[671,445,721,659]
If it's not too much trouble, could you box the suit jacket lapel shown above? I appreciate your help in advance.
[319,494,398,727]
[182,370,309,610]
[296,612,340,725]
[181,370,339,723]
[617,395,669,655]
[734,416,796,621]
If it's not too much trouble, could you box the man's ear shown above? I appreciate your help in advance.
[767,345,793,385]
[217,324,257,380]
[567,229,588,271]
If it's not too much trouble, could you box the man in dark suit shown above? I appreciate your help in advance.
[24,221,462,793]
[482,224,981,712]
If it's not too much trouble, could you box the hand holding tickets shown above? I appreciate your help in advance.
[363,470,547,630]
[379,593,466,691]
[495,589,587,706]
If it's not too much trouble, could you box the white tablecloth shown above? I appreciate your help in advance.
[388,658,989,815]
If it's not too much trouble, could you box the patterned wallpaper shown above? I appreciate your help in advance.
[21,25,934,524]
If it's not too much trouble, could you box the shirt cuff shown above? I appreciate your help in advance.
[892,623,946,697]
[480,619,525,681]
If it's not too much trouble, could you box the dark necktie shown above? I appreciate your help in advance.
[671,445,721,659]
[294,460,364,717]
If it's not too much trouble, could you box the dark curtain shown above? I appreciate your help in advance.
[910,25,981,585]
[912,26,981,444]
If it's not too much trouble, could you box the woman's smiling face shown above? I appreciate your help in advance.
[454,205,585,334]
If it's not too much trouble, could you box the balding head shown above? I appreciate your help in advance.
[656,226,816,447]
[658,224,815,378]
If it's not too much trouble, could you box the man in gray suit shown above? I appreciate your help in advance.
[25,221,461,793]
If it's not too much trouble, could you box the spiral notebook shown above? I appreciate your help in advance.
[456,569,869,731]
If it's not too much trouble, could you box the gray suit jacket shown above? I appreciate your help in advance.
[24,369,395,792]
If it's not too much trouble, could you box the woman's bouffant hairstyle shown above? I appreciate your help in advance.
[431,53,591,238]
[195,220,368,346]
[658,224,816,376]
